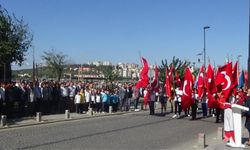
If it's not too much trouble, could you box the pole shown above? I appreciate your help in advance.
[248,0,250,87]
[36,63,38,81]
[32,47,35,82]
[203,26,210,68]
[203,28,206,68]
[237,55,241,73]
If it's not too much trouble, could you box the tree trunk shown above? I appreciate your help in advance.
[58,70,62,82]
[0,63,11,82]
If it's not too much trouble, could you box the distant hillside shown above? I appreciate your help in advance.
[12,64,100,80]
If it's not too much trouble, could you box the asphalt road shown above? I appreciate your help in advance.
[0,110,223,150]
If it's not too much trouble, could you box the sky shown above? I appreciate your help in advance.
[0,0,249,69]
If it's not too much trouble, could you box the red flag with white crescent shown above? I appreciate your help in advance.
[136,57,149,89]
[206,64,216,94]
[169,65,174,85]
[215,62,233,101]
[208,93,220,108]
[165,68,172,97]
[245,71,248,88]
[151,65,160,92]
[175,71,182,88]
[197,66,205,100]
[181,67,194,111]
[232,61,238,87]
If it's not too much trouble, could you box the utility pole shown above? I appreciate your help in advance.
[203,26,210,68]
[32,47,35,82]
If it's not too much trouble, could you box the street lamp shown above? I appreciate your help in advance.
[237,54,242,71]
[203,26,210,68]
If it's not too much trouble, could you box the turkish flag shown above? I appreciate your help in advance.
[175,71,182,88]
[169,65,174,85]
[165,68,172,97]
[208,93,220,108]
[232,61,238,87]
[215,62,233,101]
[136,57,149,89]
[151,66,160,92]
[206,64,216,94]
[181,67,194,111]
[144,89,150,105]
[208,92,226,109]
[244,71,248,88]
[197,66,205,100]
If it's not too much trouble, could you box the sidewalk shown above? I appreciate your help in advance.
[0,99,148,129]
[205,127,249,150]
[179,118,250,150]
[0,111,132,130]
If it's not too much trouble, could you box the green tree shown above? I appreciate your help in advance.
[97,65,119,82]
[159,57,191,88]
[42,49,68,81]
[0,6,33,81]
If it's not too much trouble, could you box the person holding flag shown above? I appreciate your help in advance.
[145,84,156,115]
[196,65,205,118]
[136,57,149,110]
[181,67,194,114]
[191,88,198,120]
[165,67,173,113]
[136,57,149,89]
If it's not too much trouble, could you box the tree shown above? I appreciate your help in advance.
[0,5,33,81]
[159,57,191,88]
[97,65,119,82]
[42,49,68,81]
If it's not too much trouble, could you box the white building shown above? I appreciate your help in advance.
[117,62,140,78]
[87,61,112,66]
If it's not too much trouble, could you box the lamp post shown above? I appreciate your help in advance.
[32,46,35,82]
[203,26,210,68]
[237,54,242,72]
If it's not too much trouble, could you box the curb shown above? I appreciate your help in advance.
[0,110,146,130]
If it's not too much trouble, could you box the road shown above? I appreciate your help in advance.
[0,110,224,150]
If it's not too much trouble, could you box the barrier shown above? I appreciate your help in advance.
[1,115,7,126]
[65,110,70,119]
[36,112,42,122]
[198,133,206,148]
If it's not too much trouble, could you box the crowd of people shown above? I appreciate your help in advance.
[1,78,250,144]
[0,79,249,120]
[0,80,142,118]
[143,84,249,124]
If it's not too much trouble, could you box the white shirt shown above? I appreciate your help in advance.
[75,94,81,104]
[69,86,76,98]
[61,87,69,97]
[96,95,101,103]
[85,90,90,103]
[91,95,96,102]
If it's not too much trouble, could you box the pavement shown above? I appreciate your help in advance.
[0,103,249,150]
[0,110,132,130]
